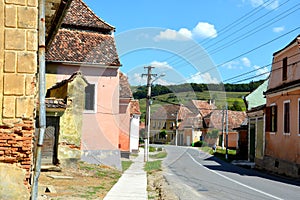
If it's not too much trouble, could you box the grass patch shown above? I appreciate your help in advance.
[199,146,214,154]
[199,147,237,162]
[149,151,167,159]
[145,160,162,173]
[149,146,156,152]
[122,160,133,171]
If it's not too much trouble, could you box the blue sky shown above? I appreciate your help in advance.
[84,0,299,85]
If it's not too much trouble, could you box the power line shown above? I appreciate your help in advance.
[232,59,300,84]
[151,0,281,65]
[152,1,298,83]
[178,27,300,84]
[223,52,300,83]
[166,0,296,68]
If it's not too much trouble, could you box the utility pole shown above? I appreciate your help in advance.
[221,108,225,149]
[142,66,157,162]
[225,103,229,160]
[175,111,178,146]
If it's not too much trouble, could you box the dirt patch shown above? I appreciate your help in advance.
[38,162,121,199]
[147,170,179,200]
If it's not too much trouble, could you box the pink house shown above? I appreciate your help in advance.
[46,0,122,169]
[264,34,300,178]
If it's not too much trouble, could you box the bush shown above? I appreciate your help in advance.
[193,141,207,147]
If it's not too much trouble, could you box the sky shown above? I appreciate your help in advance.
[84,0,300,86]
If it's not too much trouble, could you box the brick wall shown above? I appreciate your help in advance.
[0,0,38,188]
[0,120,34,187]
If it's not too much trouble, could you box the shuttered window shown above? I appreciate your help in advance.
[265,105,277,132]
[282,57,287,81]
[283,101,290,134]
[85,84,95,111]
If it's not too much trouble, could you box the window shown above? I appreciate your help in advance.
[266,105,277,132]
[299,99,300,134]
[85,84,95,111]
[283,101,290,134]
[282,57,287,81]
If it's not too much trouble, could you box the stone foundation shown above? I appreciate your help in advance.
[255,156,300,178]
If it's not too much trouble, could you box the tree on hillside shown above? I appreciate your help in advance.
[229,101,243,111]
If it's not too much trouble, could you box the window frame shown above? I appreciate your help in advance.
[84,83,97,113]
[283,100,290,135]
[266,103,277,134]
[282,57,287,81]
[298,98,300,136]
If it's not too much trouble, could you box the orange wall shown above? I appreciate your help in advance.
[268,43,300,89]
[119,101,131,151]
[266,91,300,164]
[266,42,300,164]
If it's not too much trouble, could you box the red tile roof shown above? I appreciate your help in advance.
[205,110,246,131]
[151,104,180,120]
[151,104,192,120]
[178,115,203,130]
[130,100,141,115]
[62,0,114,31]
[187,100,216,117]
[46,0,120,66]
[45,98,67,109]
[119,72,133,99]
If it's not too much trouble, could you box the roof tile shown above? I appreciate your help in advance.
[46,29,120,65]
[62,0,114,31]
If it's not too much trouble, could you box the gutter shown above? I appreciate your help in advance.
[31,0,46,199]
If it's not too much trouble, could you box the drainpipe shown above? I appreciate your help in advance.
[31,0,46,199]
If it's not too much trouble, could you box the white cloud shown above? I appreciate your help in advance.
[155,78,175,86]
[273,26,285,33]
[223,57,252,69]
[189,72,220,84]
[249,0,279,10]
[150,61,172,69]
[154,28,192,41]
[222,61,240,69]
[178,28,193,39]
[154,21,217,41]
[192,22,217,38]
[254,65,270,78]
[130,73,147,85]
[241,57,251,67]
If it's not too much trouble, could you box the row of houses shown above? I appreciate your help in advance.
[245,34,300,178]
[149,34,300,178]
[150,100,247,150]
[0,0,140,197]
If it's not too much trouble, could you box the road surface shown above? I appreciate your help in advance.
[161,145,300,200]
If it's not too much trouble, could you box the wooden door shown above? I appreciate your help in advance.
[41,117,59,165]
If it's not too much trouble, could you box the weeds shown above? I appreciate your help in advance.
[145,160,162,173]
[149,151,167,159]
[122,160,133,171]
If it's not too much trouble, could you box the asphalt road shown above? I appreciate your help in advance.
[160,145,300,200]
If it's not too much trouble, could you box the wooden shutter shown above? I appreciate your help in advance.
[265,106,271,132]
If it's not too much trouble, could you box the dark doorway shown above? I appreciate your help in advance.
[249,120,256,162]
[36,117,60,165]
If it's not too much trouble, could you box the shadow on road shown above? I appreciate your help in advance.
[203,153,300,187]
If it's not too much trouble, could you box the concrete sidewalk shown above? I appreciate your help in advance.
[104,149,147,200]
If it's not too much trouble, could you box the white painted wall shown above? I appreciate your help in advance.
[130,114,140,152]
